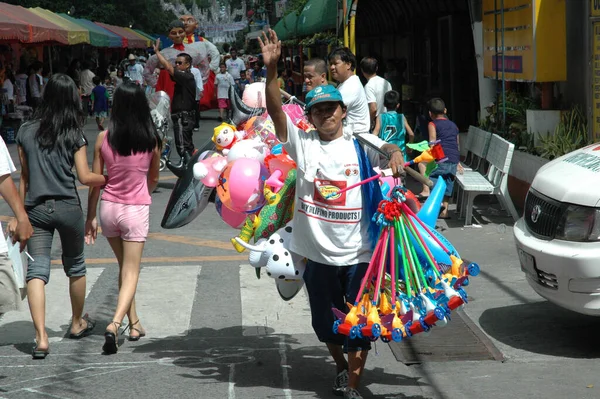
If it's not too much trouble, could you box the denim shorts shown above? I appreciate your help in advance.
[25,199,86,284]
[429,162,458,197]
[303,260,371,352]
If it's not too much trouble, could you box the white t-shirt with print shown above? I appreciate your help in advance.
[0,137,16,253]
[282,116,386,266]
[225,58,245,80]
[216,72,236,99]
[364,75,392,117]
[337,74,371,133]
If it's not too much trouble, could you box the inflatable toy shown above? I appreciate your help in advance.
[226,138,269,164]
[212,123,244,154]
[215,196,248,229]
[217,158,269,213]
[161,146,215,229]
[193,154,227,187]
[242,82,267,108]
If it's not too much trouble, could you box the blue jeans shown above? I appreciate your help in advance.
[25,199,86,284]
[303,260,371,352]
[429,162,457,197]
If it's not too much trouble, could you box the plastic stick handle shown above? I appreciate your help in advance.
[325,174,380,199]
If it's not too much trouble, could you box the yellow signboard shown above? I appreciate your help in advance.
[593,0,600,17]
[592,22,600,141]
[482,0,566,82]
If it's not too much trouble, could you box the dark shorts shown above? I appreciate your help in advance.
[25,199,86,284]
[429,162,457,197]
[303,260,371,352]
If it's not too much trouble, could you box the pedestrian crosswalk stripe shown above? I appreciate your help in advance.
[134,265,201,338]
[0,268,104,345]
[239,264,312,336]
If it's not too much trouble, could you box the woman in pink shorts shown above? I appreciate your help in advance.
[85,82,161,354]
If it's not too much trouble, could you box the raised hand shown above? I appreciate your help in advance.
[258,29,281,70]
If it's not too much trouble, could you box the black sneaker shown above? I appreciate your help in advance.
[332,369,349,396]
[344,387,363,399]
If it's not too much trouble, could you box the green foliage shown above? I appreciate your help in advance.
[299,32,342,47]
[538,106,590,160]
[4,0,177,34]
[287,0,310,15]
[479,90,540,154]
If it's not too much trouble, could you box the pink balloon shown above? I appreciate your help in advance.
[217,158,269,213]
[242,82,266,108]
[193,155,228,187]
[215,196,248,228]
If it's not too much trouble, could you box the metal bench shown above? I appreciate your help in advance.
[454,126,493,210]
[461,126,492,172]
[456,133,519,226]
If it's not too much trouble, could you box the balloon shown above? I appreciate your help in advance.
[227,138,270,164]
[215,195,248,229]
[193,154,228,187]
[242,82,266,108]
[244,115,279,148]
[217,158,269,213]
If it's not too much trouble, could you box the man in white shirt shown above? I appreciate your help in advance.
[79,61,95,116]
[360,57,392,127]
[125,54,144,85]
[27,62,43,109]
[328,48,371,134]
[261,30,404,399]
[190,66,203,131]
[0,136,33,316]
[225,48,245,82]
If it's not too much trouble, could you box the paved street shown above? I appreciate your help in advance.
[0,114,599,399]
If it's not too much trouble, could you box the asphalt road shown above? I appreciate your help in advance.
[0,113,599,399]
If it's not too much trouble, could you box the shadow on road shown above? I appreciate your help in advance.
[131,326,427,398]
[479,300,600,358]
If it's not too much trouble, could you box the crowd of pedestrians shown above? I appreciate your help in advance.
[0,26,462,399]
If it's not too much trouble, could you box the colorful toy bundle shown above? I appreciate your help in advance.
[332,185,480,342]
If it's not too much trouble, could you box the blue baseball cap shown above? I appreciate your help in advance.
[305,85,344,112]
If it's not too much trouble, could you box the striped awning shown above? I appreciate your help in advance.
[0,3,68,44]
[29,7,89,45]
[95,22,147,48]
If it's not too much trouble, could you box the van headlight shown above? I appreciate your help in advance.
[555,205,600,242]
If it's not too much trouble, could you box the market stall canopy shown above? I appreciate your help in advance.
[0,2,68,44]
[95,22,147,49]
[29,7,89,45]
[297,0,337,37]
[273,11,298,41]
[59,14,122,48]
[125,28,152,48]
[133,29,156,45]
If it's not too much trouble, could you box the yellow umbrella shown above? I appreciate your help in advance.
[29,7,89,45]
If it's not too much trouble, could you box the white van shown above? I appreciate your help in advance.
[513,143,600,315]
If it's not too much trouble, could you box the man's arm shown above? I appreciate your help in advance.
[153,39,175,76]
[368,102,377,126]
[258,30,287,142]
[204,39,221,72]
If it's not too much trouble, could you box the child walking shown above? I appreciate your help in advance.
[86,82,161,354]
[372,90,415,160]
[215,62,235,121]
[91,76,109,130]
[424,98,462,219]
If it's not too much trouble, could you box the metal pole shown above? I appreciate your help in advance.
[501,0,506,132]
[494,0,499,132]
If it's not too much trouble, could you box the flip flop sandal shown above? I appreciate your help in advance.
[32,341,49,360]
[69,313,96,339]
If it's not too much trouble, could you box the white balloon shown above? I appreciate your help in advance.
[226,138,269,164]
